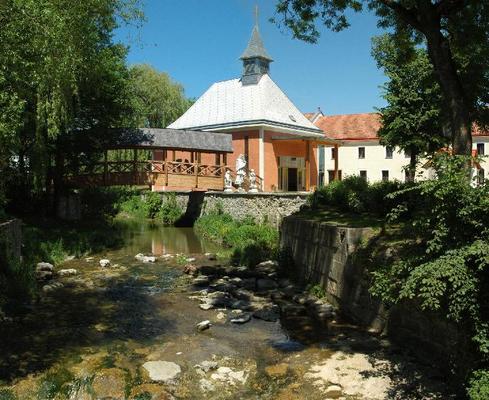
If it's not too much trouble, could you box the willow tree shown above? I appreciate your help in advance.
[128,64,193,129]
[273,0,489,156]
[0,0,143,207]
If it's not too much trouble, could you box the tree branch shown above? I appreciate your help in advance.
[378,0,423,32]
[434,0,467,17]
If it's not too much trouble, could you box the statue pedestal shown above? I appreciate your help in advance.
[248,188,258,193]
[224,187,234,193]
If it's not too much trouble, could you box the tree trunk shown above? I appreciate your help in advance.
[417,2,472,155]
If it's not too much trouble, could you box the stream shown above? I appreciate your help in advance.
[0,219,455,399]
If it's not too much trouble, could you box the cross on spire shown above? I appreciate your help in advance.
[254,4,259,26]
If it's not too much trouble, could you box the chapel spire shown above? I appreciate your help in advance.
[240,6,273,85]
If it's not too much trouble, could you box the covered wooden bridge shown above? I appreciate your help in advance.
[63,128,234,191]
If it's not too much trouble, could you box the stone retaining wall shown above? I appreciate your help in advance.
[0,219,22,264]
[280,215,471,376]
[169,191,309,226]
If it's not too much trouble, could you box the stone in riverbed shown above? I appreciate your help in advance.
[253,304,280,322]
[142,361,181,384]
[42,281,64,293]
[130,383,174,399]
[202,291,232,307]
[58,268,77,276]
[36,262,54,272]
[195,360,218,373]
[210,367,247,385]
[256,278,278,291]
[324,385,343,397]
[230,312,252,324]
[193,275,210,286]
[99,259,111,268]
[196,320,212,331]
[205,252,217,261]
[199,303,214,311]
[92,368,127,399]
[36,262,54,281]
[135,253,156,263]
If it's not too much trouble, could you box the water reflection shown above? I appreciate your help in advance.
[114,218,220,255]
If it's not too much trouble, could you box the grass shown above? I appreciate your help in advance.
[195,213,279,267]
[295,207,384,228]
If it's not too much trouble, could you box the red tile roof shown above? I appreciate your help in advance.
[311,112,489,140]
[314,113,381,141]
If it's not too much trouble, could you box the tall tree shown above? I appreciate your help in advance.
[128,64,193,128]
[0,0,143,209]
[372,34,447,181]
[273,0,489,155]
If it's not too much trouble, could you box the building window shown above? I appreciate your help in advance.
[328,170,342,182]
[331,147,336,160]
[359,170,367,180]
[385,146,393,159]
[478,168,485,185]
[477,143,485,156]
[382,170,389,182]
[358,147,365,159]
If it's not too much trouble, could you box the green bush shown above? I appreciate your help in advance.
[80,187,137,220]
[158,193,183,225]
[195,212,278,267]
[309,175,408,217]
[468,369,489,400]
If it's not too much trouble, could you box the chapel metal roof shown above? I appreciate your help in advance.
[240,24,273,61]
[167,74,323,136]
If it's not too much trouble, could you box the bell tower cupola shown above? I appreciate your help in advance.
[240,6,273,85]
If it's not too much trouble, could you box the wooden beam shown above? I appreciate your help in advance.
[194,161,199,188]
[172,150,176,161]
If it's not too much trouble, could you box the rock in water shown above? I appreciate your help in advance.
[230,312,251,324]
[58,268,77,276]
[196,320,212,331]
[199,303,214,311]
[36,262,54,272]
[135,253,156,263]
[253,304,280,322]
[256,278,278,291]
[142,361,181,384]
[99,259,111,268]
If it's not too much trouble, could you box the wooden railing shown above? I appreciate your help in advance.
[63,160,226,190]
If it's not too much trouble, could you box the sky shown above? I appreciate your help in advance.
[115,0,388,116]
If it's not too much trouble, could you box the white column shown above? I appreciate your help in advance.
[259,127,265,190]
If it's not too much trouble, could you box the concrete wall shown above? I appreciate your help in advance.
[280,215,472,376]
[0,219,22,264]
[171,191,309,227]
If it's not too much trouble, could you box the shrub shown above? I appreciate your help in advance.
[158,193,183,225]
[195,212,278,267]
[309,175,408,217]
[468,369,489,400]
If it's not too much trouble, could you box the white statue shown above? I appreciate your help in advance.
[248,169,258,193]
[235,154,247,191]
[224,169,233,192]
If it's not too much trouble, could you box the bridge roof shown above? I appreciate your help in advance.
[109,128,233,153]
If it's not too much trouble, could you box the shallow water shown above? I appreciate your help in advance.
[0,219,453,399]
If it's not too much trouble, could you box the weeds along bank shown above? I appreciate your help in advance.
[285,154,489,399]
[195,212,279,267]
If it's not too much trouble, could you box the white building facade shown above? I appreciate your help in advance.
[310,112,489,185]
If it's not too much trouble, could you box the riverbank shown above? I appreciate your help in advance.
[0,219,454,399]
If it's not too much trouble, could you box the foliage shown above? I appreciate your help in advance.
[365,154,489,394]
[0,0,143,212]
[128,64,193,128]
[0,240,35,309]
[309,175,408,217]
[272,0,489,155]
[37,368,74,400]
[158,193,183,226]
[22,219,123,267]
[372,33,447,179]
[80,187,137,220]
[195,213,279,268]
[468,369,489,400]
[119,191,183,224]
[308,284,326,298]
